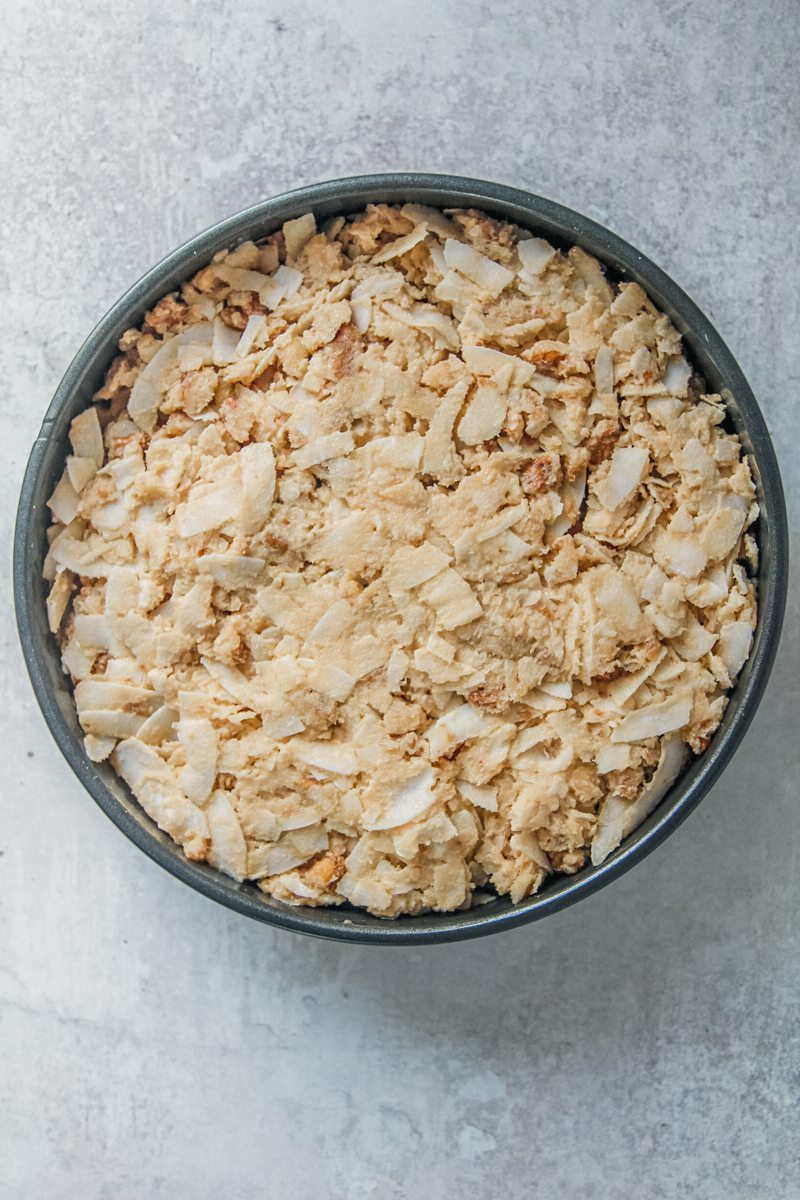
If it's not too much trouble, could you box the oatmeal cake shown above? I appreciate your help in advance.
[44,203,758,915]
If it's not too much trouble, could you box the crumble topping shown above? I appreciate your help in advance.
[44,203,758,915]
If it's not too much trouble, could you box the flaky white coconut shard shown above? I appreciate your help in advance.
[718,621,754,679]
[594,446,649,510]
[129,324,213,430]
[364,767,437,831]
[45,202,758,917]
[517,237,556,275]
[611,695,693,743]
[591,736,689,866]
[426,705,495,758]
[113,737,209,858]
[443,238,515,294]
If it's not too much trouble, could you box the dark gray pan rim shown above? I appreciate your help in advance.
[14,173,789,944]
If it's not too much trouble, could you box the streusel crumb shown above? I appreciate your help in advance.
[45,204,758,915]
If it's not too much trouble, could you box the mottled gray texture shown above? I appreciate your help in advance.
[1,1,798,1196]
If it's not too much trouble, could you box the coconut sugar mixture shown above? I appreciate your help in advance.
[44,204,758,915]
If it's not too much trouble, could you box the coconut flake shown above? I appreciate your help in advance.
[664,357,692,397]
[352,300,371,332]
[177,717,218,803]
[611,695,692,743]
[594,346,615,397]
[400,204,458,238]
[129,323,213,431]
[592,735,688,865]
[443,238,514,294]
[178,476,241,538]
[417,568,482,630]
[364,766,436,830]
[292,431,354,469]
[212,317,242,367]
[548,471,587,539]
[48,472,80,525]
[457,384,507,445]
[382,301,459,350]
[456,779,498,812]
[596,744,632,774]
[69,408,104,466]
[383,542,451,596]
[236,314,267,357]
[595,447,649,510]
[46,570,73,633]
[718,621,753,679]
[371,225,428,264]
[306,598,356,642]
[426,704,494,758]
[517,237,556,275]
[235,441,275,536]
[386,647,409,692]
[462,343,535,384]
[290,740,358,776]
[205,791,247,880]
[283,213,316,262]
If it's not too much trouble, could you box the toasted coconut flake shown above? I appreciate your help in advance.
[178,476,241,538]
[596,744,632,774]
[74,680,158,713]
[594,345,615,397]
[66,455,99,494]
[418,568,482,630]
[79,710,145,739]
[84,734,117,763]
[283,213,317,262]
[400,204,458,238]
[137,704,178,746]
[69,408,104,467]
[457,384,507,445]
[718,621,753,679]
[462,343,535,385]
[177,717,218,803]
[611,695,692,743]
[664,357,692,396]
[364,766,436,830]
[205,792,247,880]
[292,431,355,469]
[275,264,303,298]
[426,704,494,758]
[114,738,209,856]
[129,323,213,431]
[253,828,329,879]
[421,380,467,483]
[46,570,73,633]
[594,447,649,510]
[382,301,459,350]
[592,736,688,864]
[456,779,498,812]
[443,238,514,294]
[48,471,80,525]
[384,542,451,596]
[238,442,276,536]
[291,740,359,776]
[517,237,556,275]
[371,225,428,264]
[236,314,267,357]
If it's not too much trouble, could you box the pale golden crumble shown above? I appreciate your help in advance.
[44,203,758,916]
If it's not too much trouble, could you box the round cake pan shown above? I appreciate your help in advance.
[14,174,789,944]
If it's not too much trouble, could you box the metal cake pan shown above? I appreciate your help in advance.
[13,174,789,944]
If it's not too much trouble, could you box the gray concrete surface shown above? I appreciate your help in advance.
[1,1,798,1196]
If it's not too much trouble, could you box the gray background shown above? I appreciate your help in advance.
[2,1,798,1196]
